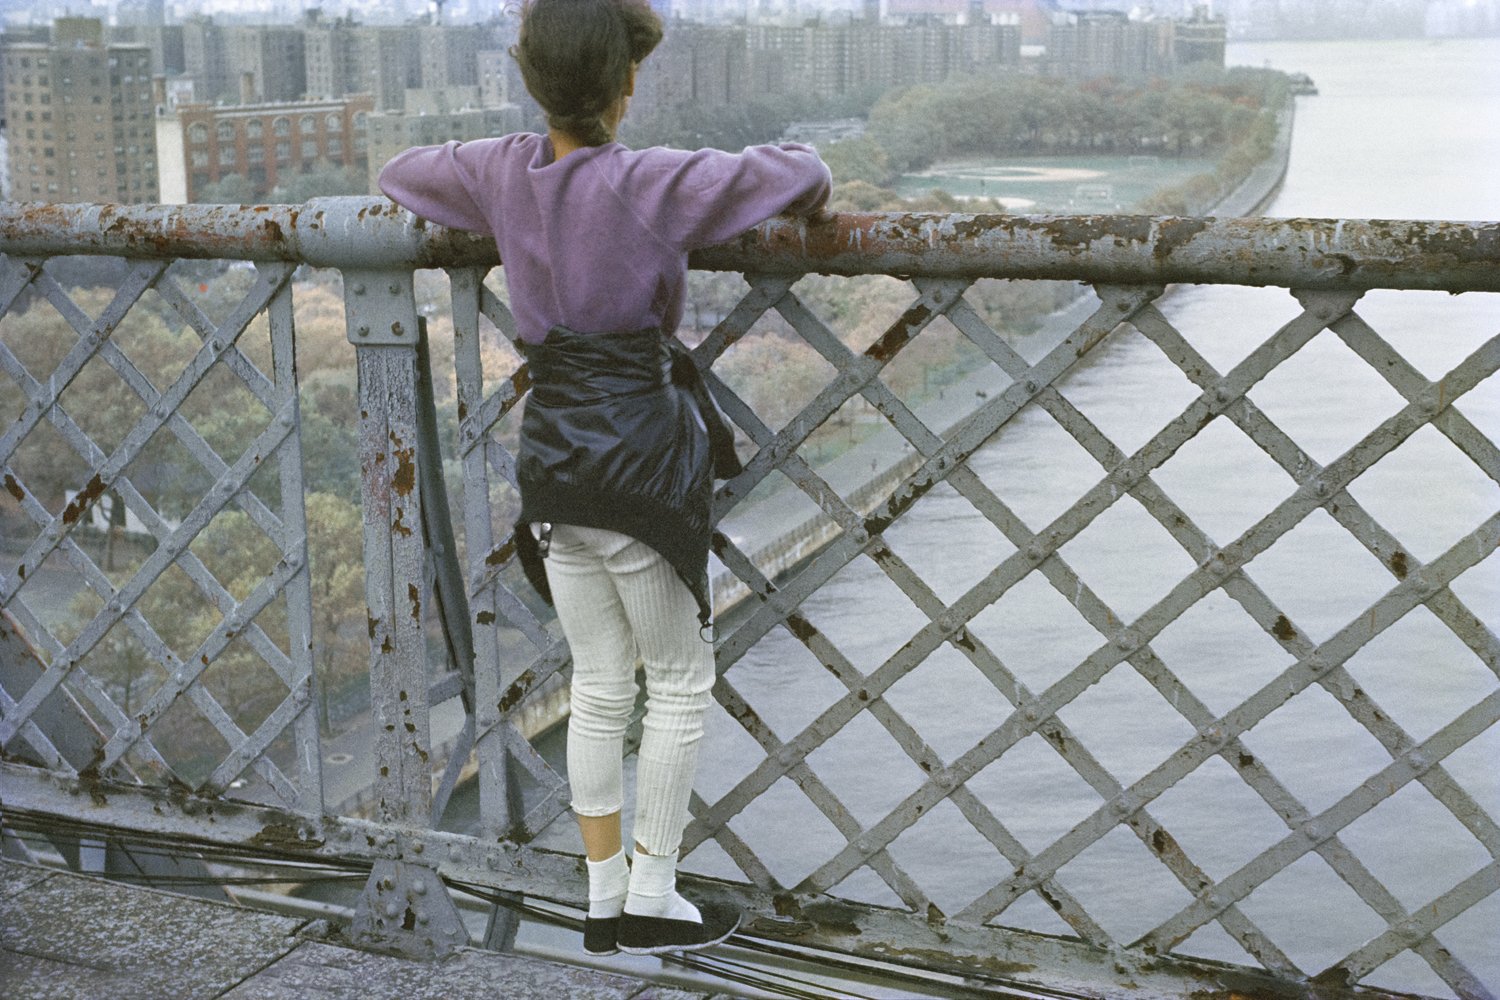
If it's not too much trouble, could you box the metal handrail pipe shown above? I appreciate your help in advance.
[1,197,1497,292]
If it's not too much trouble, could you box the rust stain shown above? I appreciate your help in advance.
[486,537,516,566]
[4,474,24,502]
[1149,828,1181,857]
[1154,217,1212,260]
[864,473,938,538]
[248,822,323,852]
[392,505,413,537]
[408,583,421,620]
[1237,752,1255,769]
[1271,615,1297,641]
[785,613,819,642]
[391,445,416,496]
[727,698,766,732]
[1040,215,1152,251]
[865,299,933,363]
[801,899,863,936]
[61,474,106,525]
[476,610,496,625]
[1389,550,1409,580]
[498,669,535,714]
[368,615,378,639]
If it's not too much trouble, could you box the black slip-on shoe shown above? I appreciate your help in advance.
[616,900,741,956]
[583,915,620,956]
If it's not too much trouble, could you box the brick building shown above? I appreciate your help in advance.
[1,18,159,204]
[166,94,374,202]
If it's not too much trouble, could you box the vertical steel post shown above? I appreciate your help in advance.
[266,270,323,816]
[341,269,467,958]
[447,267,524,950]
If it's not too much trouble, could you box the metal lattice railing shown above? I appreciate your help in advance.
[1,200,1496,1000]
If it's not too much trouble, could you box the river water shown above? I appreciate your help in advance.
[669,37,1499,997]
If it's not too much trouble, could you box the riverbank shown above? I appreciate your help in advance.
[489,98,1297,753]
[709,99,1296,619]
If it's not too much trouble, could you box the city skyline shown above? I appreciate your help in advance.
[2,0,1496,35]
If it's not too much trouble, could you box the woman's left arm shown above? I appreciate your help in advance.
[377,139,495,234]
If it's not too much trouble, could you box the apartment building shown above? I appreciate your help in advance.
[1174,4,1230,66]
[636,23,750,114]
[743,20,1022,102]
[182,14,230,103]
[303,13,363,100]
[225,25,306,103]
[1046,10,1174,78]
[363,92,521,194]
[1,18,159,204]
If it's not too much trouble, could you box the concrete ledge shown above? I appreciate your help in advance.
[0,860,719,1000]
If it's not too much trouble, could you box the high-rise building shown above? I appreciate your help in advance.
[885,0,1060,44]
[1173,5,1228,66]
[109,23,185,78]
[1,18,159,204]
[744,20,1021,101]
[417,24,482,90]
[636,24,749,114]
[353,27,421,112]
[226,25,307,104]
[303,14,363,101]
[182,14,230,104]
[1046,10,1176,78]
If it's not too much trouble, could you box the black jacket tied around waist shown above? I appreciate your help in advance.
[514,326,744,628]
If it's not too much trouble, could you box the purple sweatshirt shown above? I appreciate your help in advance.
[378,134,832,343]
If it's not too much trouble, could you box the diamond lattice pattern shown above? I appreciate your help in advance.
[0,255,317,808]
[454,267,1498,997]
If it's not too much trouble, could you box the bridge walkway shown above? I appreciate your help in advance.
[0,859,723,1000]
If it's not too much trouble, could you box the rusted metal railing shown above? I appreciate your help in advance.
[1,198,1496,999]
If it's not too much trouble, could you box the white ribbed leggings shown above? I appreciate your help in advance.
[543,524,715,857]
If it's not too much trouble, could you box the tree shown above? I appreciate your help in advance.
[821,136,894,187]
[270,163,366,204]
[198,173,259,205]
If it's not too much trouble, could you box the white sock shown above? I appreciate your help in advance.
[586,850,629,919]
[625,850,700,922]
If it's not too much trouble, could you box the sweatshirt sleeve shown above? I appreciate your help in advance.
[650,142,832,250]
[377,139,494,234]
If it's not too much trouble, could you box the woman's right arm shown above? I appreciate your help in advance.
[378,140,495,234]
